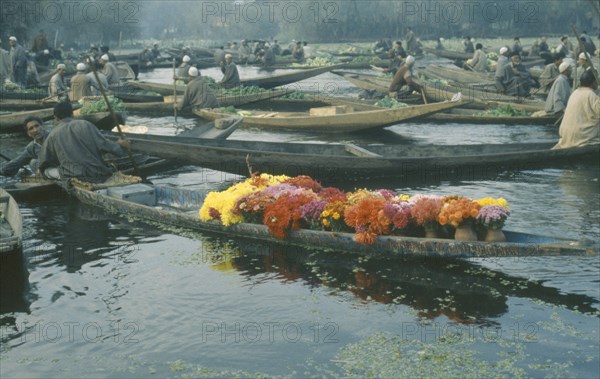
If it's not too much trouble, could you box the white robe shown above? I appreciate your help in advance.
[544,74,571,114]
[553,87,600,149]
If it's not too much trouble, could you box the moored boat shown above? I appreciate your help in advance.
[0,108,55,132]
[69,183,598,258]
[116,133,600,182]
[194,99,465,133]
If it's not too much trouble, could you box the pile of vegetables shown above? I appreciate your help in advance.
[291,56,335,67]
[220,85,266,96]
[374,97,409,108]
[218,106,237,113]
[474,105,531,117]
[281,91,306,100]
[350,56,377,63]
[418,74,449,86]
[79,98,127,115]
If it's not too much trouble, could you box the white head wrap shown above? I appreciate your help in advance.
[43,49,49,54]
[100,54,109,61]
[405,55,415,65]
[578,52,589,60]
[558,62,570,73]
[56,64,66,70]
[225,53,232,59]
[188,67,199,77]
[76,63,87,71]
[499,47,508,55]
[9,36,17,42]
[182,55,191,63]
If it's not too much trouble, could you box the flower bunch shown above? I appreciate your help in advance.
[263,190,317,239]
[383,201,413,231]
[476,205,510,229]
[410,196,443,226]
[437,198,481,227]
[199,173,288,225]
[233,191,276,224]
[321,200,349,232]
[299,200,328,229]
[283,175,322,192]
[344,195,390,244]
[476,197,509,210]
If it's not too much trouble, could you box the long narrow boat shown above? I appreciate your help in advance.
[0,108,55,132]
[127,82,289,106]
[118,133,599,181]
[70,183,597,258]
[0,188,23,254]
[423,47,546,68]
[423,110,558,125]
[194,99,465,133]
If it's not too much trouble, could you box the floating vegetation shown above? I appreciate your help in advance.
[281,91,306,100]
[220,85,266,96]
[291,57,335,67]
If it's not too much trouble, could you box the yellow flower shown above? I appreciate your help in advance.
[322,210,330,217]
[332,212,340,220]
[476,197,510,210]
[322,219,330,227]
[396,194,411,202]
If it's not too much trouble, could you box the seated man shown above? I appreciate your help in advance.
[219,54,240,88]
[539,52,564,92]
[176,67,219,111]
[544,62,572,115]
[553,70,600,149]
[0,116,48,176]
[388,55,420,98]
[37,102,130,183]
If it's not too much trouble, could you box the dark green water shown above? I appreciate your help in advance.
[1,66,599,378]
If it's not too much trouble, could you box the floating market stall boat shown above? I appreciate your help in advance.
[194,99,465,133]
[0,188,23,254]
[117,133,599,181]
[69,183,597,258]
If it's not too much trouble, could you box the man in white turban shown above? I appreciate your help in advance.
[99,54,120,85]
[70,62,95,101]
[176,67,219,111]
[544,62,572,115]
[389,55,420,98]
[218,53,240,89]
[49,63,69,99]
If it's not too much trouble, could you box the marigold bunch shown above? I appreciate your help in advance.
[476,197,510,210]
[476,205,510,229]
[437,198,481,227]
[410,196,443,226]
[344,195,391,244]
[321,200,349,232]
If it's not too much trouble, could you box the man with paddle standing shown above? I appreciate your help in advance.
[37,102,130,183]
[0,117,48,176]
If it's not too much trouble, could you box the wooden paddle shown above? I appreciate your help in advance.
[87,57,139,176]
[173,58,178,126]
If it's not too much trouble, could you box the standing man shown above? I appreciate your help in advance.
[0,38,11,84]
[175,55,192,84]
[69,63,95,101]
[405,27,417,54]
[37,102,130,183]
[176,67,219,111]
[9,36,28,89]
[0,116,48,176]
[553,70,599,149]
[31,30,49,54]
[463,37,474,53]
[99,54,120,85]
[219,54,240,89]
[48,64,69,100]
[544,62,572,115]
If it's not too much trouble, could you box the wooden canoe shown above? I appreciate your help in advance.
[424,47,546,67]
[117,133,600,181]
[131,65,343,95]
[194,99,466,133]
[72,111,127,131]
[422,110,558,125]
[124,88,289,112]
[70,183,597,258]
[0,188,23,254]
[0,108,55,132]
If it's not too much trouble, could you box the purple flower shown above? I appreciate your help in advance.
[476,205,510,228]
[300,200,327,221]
